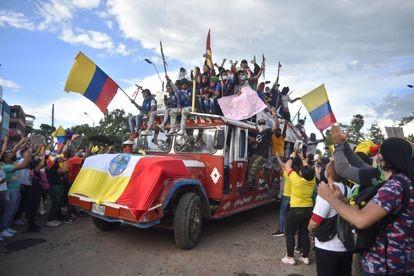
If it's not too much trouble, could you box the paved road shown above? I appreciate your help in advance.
[0,203,316,276]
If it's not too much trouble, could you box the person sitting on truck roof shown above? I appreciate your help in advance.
[167,75,192,136]
[128,89,157,139]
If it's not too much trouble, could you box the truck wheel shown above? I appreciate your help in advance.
[92,217,120,231]
[174,192,203,249]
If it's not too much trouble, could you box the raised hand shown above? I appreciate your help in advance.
[331,125,347,144]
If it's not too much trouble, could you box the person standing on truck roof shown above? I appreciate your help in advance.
[241,119,277,193]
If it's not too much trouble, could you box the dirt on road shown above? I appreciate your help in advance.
[0,203,316,276]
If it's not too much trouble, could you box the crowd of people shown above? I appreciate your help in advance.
[271,125,413,275]
[0,134,116,240]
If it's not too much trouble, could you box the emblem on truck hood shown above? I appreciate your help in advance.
[109,154,131,176]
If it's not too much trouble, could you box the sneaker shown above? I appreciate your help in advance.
[46,220,61,227]
[141,129,152,136]
[298,256,310,265]
[176,129,185,136]
[272,230,284,237]
[157,124,165,132]
[65,217,77,224]
[0,230,14,238]
[13,219,25,226]
[6,228,17,234]
[281,255,296,266]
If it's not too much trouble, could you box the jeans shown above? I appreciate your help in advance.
[0,190,21,231]
[147,110,164,129]
[129,113,145,133]
[170,107,192,131]
[278,196,290,232]
[48,185,65,221]
[315,247,352,276]
[285,207,312,257]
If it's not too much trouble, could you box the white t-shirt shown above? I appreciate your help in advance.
[312,182,351,252]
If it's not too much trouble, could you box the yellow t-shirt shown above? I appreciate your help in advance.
[271,135,285,157]
[288,171,315,208]
[282,171,292,197]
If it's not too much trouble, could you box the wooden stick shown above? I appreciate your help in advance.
[192,66,197,112]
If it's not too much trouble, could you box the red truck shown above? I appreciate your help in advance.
[68,113,278,249]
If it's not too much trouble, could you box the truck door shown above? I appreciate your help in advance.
[229,127,248,194]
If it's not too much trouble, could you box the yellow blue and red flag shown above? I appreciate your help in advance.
[64,52,118,112]
[300,84,336,131]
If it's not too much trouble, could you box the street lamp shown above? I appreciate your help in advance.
[144,58,164,92]
[83,112,95,127]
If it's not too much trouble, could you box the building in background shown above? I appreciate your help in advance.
[9,105,26,138]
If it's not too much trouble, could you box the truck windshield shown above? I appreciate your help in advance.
[136,131,172,153]
[174,128,217,154]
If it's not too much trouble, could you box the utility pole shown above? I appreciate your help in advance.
[52,104,55,128]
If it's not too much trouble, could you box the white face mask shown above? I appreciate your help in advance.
[258,125,266,132]
[221,75,228,80]
[324,169,328,180]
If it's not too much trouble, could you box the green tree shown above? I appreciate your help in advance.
[71,109,131,150]
[347,114,365,144]
[32,124,56,143]
[406,134,414,143]
[398,113,414,126]
[367,122,385,144]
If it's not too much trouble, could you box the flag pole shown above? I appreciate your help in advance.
[192,66,197,112]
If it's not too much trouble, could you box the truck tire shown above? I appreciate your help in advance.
[174,192,203,249]
[92,217,120,231]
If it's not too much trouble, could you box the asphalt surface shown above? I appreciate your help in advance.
[0,202,317,276]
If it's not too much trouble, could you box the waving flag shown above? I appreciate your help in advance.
[64,52,118,112]
[300,84,336,131]
[218,86,267,120]
[204,29,213,69]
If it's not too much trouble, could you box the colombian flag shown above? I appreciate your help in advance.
[300,84,336,131]
[64,52,118,112]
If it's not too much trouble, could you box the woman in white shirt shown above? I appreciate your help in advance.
[308,161,352,276]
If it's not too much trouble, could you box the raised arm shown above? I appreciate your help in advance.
[12,137,27,155]
[1,134,9,157]
[14,147,32,170]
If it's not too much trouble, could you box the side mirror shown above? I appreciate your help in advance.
[215,129,225,149]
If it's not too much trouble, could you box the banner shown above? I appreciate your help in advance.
[218,86,267,121]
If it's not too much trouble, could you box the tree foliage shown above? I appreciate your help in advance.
[347,114,365,145]
[70,109,131,150]
[367,122,385,144]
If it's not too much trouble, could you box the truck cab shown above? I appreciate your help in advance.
[68,113,279,249]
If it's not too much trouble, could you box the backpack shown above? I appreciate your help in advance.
[337,175,411,253]
[312,184,347,242]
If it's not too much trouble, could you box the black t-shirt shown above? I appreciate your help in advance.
[253,128,272,157]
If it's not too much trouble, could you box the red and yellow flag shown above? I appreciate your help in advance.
[204,29,213,68]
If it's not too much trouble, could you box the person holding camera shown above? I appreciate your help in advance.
[282,150,316,266]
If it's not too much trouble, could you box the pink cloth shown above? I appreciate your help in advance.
[218,86,267,120]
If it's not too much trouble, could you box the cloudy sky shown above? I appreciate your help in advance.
[0,0,413,135]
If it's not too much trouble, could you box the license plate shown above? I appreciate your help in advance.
[91,203,105,216]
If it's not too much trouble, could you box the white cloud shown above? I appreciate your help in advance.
[114,43,135,56]
[36,0,73,31]
[72,0,101,9]
[60,27,114,50]
[0,77,21,90]
[0,10,35,30]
